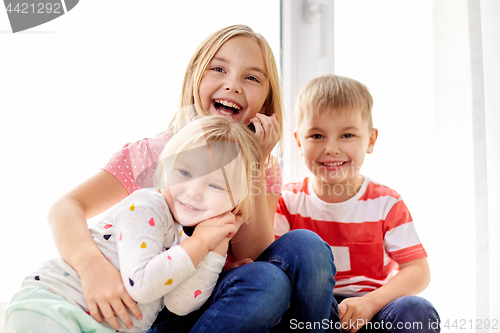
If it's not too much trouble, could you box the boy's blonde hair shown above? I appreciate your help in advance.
[295,74,373,129]
[168,24,283,158]
[157,116,260,224]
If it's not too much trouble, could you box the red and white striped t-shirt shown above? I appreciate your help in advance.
[274,176,427,297]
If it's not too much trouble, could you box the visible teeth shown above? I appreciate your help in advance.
[215,99,241,110]
[180,201,199,210]
[218,109,234,116]
[323,162,344,166]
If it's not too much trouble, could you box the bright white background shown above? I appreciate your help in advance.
[1,0,499,330]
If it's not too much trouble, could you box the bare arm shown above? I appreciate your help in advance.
[48,170,128,268]
[230,113,281,261]
[339,258,430,333]
[361,258,430,312]
[47,170,142,331]
[230,165,278,261]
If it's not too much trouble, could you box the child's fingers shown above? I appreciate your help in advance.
[195,213,237,240]
[339,302,354,332]
[224,258,254,270]
[216,211,237,225]
[122,293,143,322]
[255,113,280,149]
[269,114,280,133]
[251,117,265,142]
[268,115,280,142]
[225,223,238,236]
[99,302,122,331]
[218,222,237,239]
[87,301,104,323]
[197,211,234,226]
[212,220,237,237]
[255,113,273,134]
[110,299,134,330]
[338,301,347,318]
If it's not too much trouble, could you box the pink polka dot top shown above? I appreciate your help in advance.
[102,132,283,194]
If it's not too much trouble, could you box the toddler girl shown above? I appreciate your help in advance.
[4,116,260,333]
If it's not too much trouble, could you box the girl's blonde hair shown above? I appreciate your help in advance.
[168,24,283,159]
[157,116,261,223]
[295,74,374,129]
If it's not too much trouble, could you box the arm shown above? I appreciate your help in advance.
[230,113,281,260]
[118,197,237,303]
[230,167,279,261]
[162,215,236,314]
[114,193,195,303]
[163,250,226,315]
[274,192,292,237]
[339,258,430,333]
[47,170,142,331]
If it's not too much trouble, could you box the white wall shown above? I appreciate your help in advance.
[481,0,500,320]
[0,0,280,303]
[433,0,477,324]
[434,0,500,324]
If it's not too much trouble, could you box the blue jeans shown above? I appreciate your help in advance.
[335,295,440,332]
[147,229,340,333]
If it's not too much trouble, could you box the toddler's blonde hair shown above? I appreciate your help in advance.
[157,116,260,223]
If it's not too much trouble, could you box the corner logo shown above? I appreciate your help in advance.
[3,0,79,33]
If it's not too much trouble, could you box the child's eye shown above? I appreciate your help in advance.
[209,184,226,191]
[179,169,191,178]
[246,75,260,83]
[310,134,324,139]
[212,66,226,73]
[342,134,354,139]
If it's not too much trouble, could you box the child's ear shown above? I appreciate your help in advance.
[294,131,303,156]
[367,128,378,154]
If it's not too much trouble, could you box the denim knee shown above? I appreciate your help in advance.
[263,229,336,282]
[189,262,292,332]
[379,295,440,332]
[390,296,439,320]
[212,262,292,321]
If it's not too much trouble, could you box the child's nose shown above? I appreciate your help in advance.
[185,183,204,199]
[224,76,241,94]
[325,141,341,155]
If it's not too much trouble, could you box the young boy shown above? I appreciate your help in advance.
[275,75,440,332]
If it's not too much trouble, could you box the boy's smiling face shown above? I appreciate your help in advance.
[295,109,378,200]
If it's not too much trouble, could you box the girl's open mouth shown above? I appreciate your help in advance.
[213,99,242,117]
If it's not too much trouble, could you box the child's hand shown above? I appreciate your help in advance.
[211,212,244,257]
[80,255,143,331]
[201,212,244,256]
[211,237,231,256]
[191,211,238,251]
[338,297,378,333]
[249,113,280,159]
[223,257,254,270]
